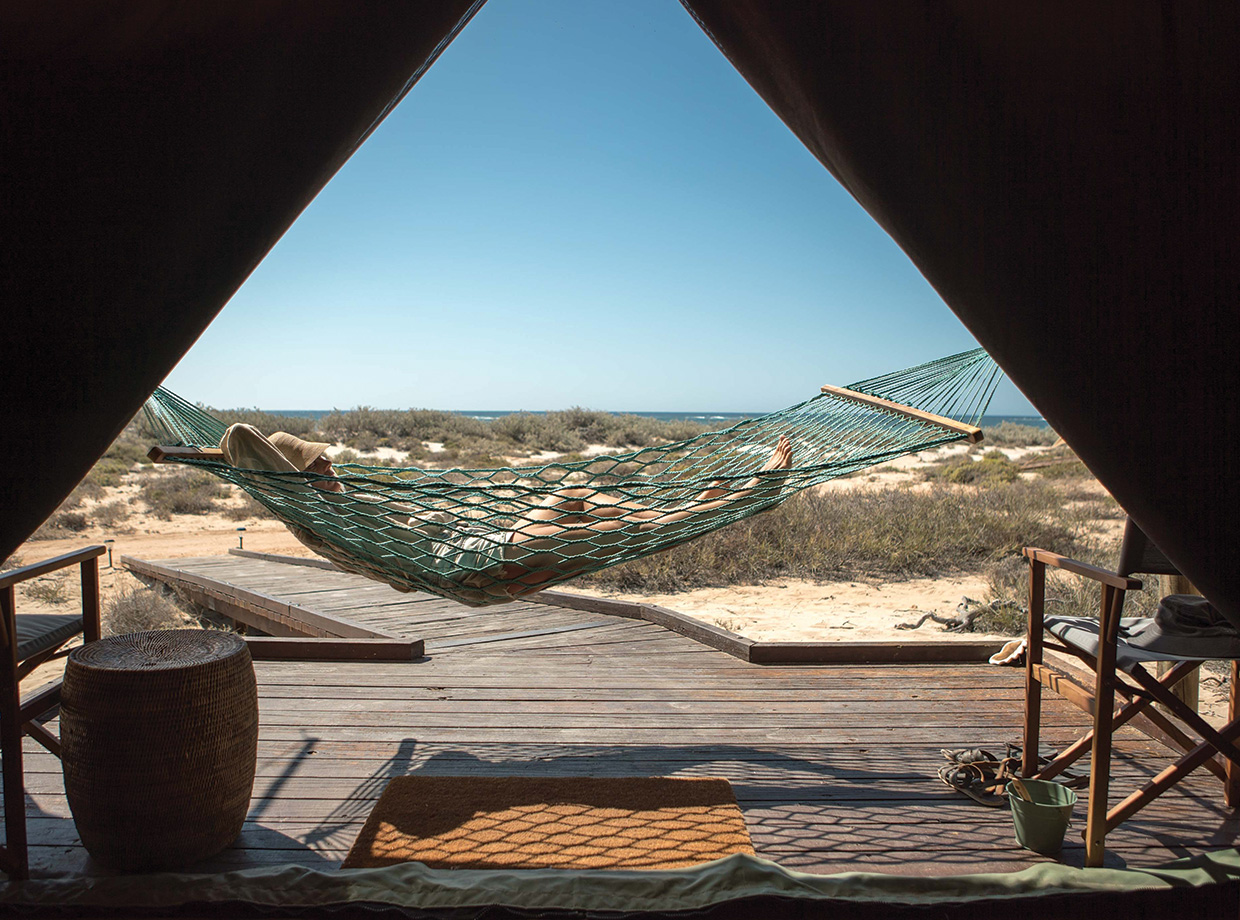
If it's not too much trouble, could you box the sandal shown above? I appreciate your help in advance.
[937,762,1008,807]
[939,747,1002,766]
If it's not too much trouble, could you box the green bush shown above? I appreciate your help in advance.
[983,422,1060,447]
[87,457,132,488]
[316,407,711,460]
[210,408,319,438]
[104,428,155,467]
[140,469,228,519]
[926,450,1021,485]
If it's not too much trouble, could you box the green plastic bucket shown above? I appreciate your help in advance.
[1007,779,1077,854]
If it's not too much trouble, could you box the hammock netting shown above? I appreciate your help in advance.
[143,348,1001,606]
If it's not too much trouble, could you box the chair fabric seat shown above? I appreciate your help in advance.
[15,613,83,661]
[1047,610,1240,672]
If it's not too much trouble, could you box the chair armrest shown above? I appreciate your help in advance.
[1023,547,1142,590]
[0,545,105,590]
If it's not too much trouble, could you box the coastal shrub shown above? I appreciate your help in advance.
[0,555,23,573]
[223,492,275,521]
[317,406,710,458]
[92,501,131,528]
[353,432,380,453]
[30,509,90,539]
[983,422,1060,447]
[926,450,1021,486]
[103,426,155,467]
[318,407,488,446]
[583,479,1088,593]
[491,412,542,446]
[1036,458,1092,479]
[976,540,1161,636]
[25,577,71,605]
[396,440,429,461]
[140,469,228,519]
[87,457,132,488]
[58,484,94,513]
[210,408,318,438]
[1067,495,1126,520]
[104,586,199,636]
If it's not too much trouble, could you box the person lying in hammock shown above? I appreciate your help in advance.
[219,423,793,598]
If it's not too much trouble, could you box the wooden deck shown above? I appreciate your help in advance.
[13,553,1240,878]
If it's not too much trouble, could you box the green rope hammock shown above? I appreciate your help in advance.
[143,348,1002,606]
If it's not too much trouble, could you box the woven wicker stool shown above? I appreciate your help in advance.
[60,629,258,872]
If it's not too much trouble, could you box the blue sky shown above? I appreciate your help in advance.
[167,1,1036,416]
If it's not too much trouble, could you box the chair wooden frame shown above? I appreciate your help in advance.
[0,545,104,880]
[1021,522,1240,867]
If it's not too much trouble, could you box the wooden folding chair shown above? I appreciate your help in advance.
[1021,518,1240,867]
[0,545,104,880]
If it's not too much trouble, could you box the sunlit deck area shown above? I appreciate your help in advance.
[11,553,1240,882]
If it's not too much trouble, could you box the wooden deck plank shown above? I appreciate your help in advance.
[23,551,1225,882]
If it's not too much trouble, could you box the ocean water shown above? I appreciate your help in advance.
[270,408,1048,429]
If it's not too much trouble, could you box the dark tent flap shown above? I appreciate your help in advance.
[0,1,482,560]
[682,1,1240,627]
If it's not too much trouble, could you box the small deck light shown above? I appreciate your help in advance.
[236,527,246,549]
[103,539,115,568]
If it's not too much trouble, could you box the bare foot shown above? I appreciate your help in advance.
[760,435,793,472]
[695,437,793,502]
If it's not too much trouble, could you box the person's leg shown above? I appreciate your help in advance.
[693,436,793,503]
[521,489,589,523]
[511,436,794,543]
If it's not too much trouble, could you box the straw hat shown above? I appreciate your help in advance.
[269,431,332,471]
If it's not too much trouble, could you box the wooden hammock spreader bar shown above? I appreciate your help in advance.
[148,445,225,463]
[819,384,985,443]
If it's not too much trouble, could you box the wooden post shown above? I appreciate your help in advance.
[1022,558,1046,778]
[80,557,102,643]
[1228,661,1240,807]
[0,585,30,879]
[1156,574,1200,713]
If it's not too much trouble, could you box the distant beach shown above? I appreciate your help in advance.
[266,408,1049,429]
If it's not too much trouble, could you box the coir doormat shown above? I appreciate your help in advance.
[343,776,754,870]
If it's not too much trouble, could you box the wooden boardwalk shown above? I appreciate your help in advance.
[13,554,1240,877]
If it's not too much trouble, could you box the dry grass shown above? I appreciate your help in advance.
[92,501,131,528]
[103,586,200,636]
[24,578,71,605]
[139,469,228,519]
[222,491,276,521]
[30,510,89,540]
[974,541,1160,635]
[582,479,1095,594]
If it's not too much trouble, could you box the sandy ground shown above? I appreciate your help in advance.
[7,441,1230,723]
[570,575,998,643]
